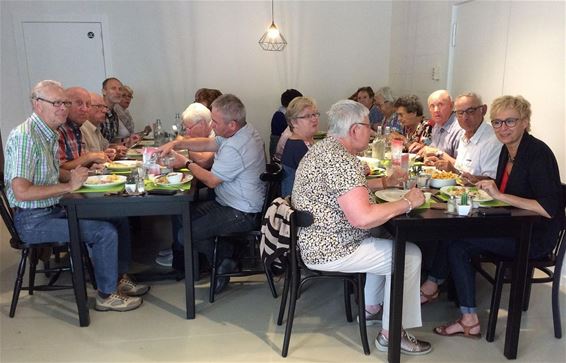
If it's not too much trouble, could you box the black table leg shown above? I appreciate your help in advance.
[66,204,90,327]
[388,226,407,363]
[504,221,533,359]
[182,204,195,319]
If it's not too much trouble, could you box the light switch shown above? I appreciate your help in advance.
[432,65,441,81]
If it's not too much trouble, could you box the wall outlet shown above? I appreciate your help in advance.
[432,65,441,81]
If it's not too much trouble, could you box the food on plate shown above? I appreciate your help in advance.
[106,161,138,169]
[85,175,122,185]
[431,170,459,179]
[441,186,492,201]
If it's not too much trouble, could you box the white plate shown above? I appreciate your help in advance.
[154,174,193,187]
[375,189,407,202]
[106,160,140,170]
[83,175,127,189]
[440,186,493,202]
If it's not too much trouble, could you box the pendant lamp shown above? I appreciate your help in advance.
[258,0,287,51]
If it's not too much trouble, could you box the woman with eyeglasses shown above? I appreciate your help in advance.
[433,95,564,339]
[280,97,320,196]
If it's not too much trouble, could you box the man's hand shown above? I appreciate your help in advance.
[168,150,189,169]
[87,151,110,164]
[104,148,117,160]
[158,139,179,157]
[125,134,141,147]
[69,166,88,191]
[112,145,127,158]
[434,159,456,173]
[408,142,424,153]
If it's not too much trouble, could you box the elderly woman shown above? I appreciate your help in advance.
[194,88,223,110]
[433,95,564,338]
[375,87,402,134]
[355,86,383,129]
[292,100,431,355]
[391,95,432,153]
[178,102,216,169]
[113,85,151,145]
[280,97,319,196]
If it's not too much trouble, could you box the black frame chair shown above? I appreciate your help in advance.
[276,209,370,357]
[208,163,283,303]
[473,183,566,340]
[0,173,95,318]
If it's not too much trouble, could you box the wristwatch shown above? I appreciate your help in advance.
[185,159,194,169]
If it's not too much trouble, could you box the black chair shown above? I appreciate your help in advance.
[473,183,566,341]
[0,174,96,318]
[276,209,370,357]
[208,163,283,303]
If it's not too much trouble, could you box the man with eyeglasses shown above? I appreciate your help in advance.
[3,80,146,312]
[81,92,125,160]
[434,92,502,184]
[57,87,111,170]
[158,94,266,293]
[418,90,464,162]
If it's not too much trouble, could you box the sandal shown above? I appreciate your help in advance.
[420,288,439,305]
[433,319,482,339]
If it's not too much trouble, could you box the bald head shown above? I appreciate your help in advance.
[66,87,91,125]
[427,90,453,126]
[88,92,108,126]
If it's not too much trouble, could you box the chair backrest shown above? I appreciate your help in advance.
[289,209,314,269]
[259,163,284,216]
[553,184,566,271]
[0,171,20,244]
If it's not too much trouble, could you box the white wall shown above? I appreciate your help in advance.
[389,0,565,181]
[1,0,392,149]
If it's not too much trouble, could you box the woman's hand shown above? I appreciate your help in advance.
[403,187,425,210]
[476,179,501,199]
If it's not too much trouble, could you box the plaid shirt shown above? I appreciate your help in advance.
[58,119,84,163]
[101,109,119,142]
[4,113,61,208]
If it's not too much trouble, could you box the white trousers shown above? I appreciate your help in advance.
[306,238,422,329]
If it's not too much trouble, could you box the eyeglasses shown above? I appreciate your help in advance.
[491,117,520,128]
[35,97,71,108]
[295,112,320,120]
[455,105,483,117]
[92,104,109,110]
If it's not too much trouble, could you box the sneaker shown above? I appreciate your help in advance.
[157,248,173,257]
[375,330,432,356]
[118,276,150,296]
[95,293,142,312]
[155,253,173,267]
[357,309,383,326]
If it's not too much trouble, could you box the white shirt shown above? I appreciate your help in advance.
[454,122,502,178]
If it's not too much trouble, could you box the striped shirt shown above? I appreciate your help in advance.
[4,113,61,208]
[58,119,84,163]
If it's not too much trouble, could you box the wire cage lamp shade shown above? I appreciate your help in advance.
[259,0,287,51]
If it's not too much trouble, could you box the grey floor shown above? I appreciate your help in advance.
[1,218,565,363]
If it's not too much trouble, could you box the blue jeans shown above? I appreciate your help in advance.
[172,200,259,269]
[13,205,131,294]
[448,237,548,314]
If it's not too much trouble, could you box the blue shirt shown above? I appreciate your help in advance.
[270,107,287,136]
[281,139,309,196]
[212,124,266,213]
[431,112,463,158]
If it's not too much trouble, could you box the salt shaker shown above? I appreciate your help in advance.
[447,196,457,214]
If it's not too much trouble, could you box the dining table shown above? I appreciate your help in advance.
[60,179,196,327]
[381,200,540,363]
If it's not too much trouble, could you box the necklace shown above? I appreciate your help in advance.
[509,154,515,163]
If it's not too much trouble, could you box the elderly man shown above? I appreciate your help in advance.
[4,80,146,312]
[434,92,502,183]
[81,92,126,159]
[58,87,110,170]
[292,100,430,355]
[416,90,463,160]
[159,94,266,292]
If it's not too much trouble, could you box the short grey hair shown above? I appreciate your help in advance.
[327,100,369,137]
[375,86,395,103]
[181,102,211,126]
[31,80,63,103]
[211,94,246,127]
[455,92,482,105]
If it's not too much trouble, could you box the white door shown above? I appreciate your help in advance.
[447,1,509,105]
[22,22,106,92]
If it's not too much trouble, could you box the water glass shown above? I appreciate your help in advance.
[417,174,431,189]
